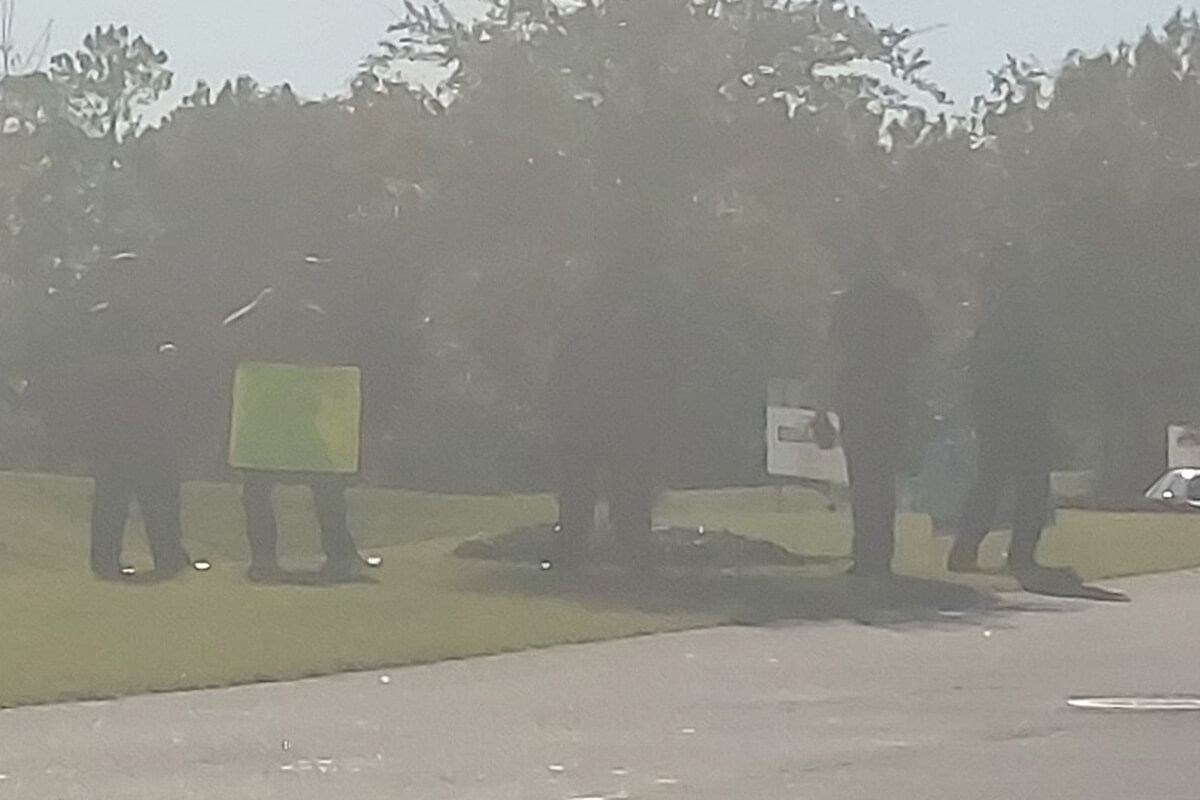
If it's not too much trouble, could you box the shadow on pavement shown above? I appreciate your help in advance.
[460,564,1029,628]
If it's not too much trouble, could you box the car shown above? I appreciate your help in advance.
[1145,468,1200,509]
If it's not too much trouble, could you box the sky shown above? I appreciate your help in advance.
[8,0,1196,109]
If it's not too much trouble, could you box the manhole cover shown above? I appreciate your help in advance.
[1068,696,1200,711]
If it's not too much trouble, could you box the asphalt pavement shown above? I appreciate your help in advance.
[2,570,1200,799]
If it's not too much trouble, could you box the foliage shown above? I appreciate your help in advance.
[366,0,958,487]
[975,9,1200,491]
[0,6,1197,495]
[48,24,172,142]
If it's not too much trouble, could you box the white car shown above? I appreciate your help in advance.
[1145,468,1200,509]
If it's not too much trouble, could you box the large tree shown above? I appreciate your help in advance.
[975,10,1200,495]
[0,28,174,470]
[364,0,956,549]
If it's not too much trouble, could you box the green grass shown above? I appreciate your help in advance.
[1,475,1199,709]
[658,487,1200,581]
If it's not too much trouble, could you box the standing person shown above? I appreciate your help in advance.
[79,278,193,581]
[222,254,366,583]
[546,315,608,574]
[828,268,931,577]
[948,263,1058,579]
[544,203,679,577]
[546,291,676,575]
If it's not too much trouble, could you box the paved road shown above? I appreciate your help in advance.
[2,571,1200,799]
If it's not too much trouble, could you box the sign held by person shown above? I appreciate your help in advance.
[765,379,848,485]
[229,362,362,474]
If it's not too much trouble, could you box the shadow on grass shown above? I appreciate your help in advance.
[108,566,380,588]
[457,562,1041,629]
[247,569,380,587]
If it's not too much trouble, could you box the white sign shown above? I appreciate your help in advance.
[766,405,848,485]
[1168,424,1200,469]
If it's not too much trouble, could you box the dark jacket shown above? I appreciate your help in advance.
[545,297,678,463]
[73,301,197,467]
[830,276,931,419]
[966,290,1052,439]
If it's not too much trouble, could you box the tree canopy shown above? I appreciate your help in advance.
[0,2,1196,496]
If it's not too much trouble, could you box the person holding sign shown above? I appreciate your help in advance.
[222,254,367,583]
[828,267,931,577]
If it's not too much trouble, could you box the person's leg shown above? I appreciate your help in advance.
[608,449,656,569]
[311,475,360,570]
[948,434,1010,571]
[135,462,189,575]
[241,471,280,575]
[841,415,897,576]
[870,451,899,574]
[90,461,131,578]
[1008,454,1052,570]
[555,431,599,572]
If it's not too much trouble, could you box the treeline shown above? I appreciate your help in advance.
[1,1,1199,498]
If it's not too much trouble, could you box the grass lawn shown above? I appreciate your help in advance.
[1,474,1199,709]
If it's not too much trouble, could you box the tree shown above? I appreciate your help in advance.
[48,24,172,143]
[2,26,173,303]
[363,0,955,553]
[0,28,174,471]
[975,10,1200,495]
[1,0,53,78]
[0,72,64,273]
[17,3,1193,508]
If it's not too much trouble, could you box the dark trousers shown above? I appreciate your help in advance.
[241,471,359,569]
[90,454,188,575]
[840,411,904,575]
[556,431,655,569]
[955,429,1050,568]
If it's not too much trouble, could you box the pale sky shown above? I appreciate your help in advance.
[10,0,1195,108]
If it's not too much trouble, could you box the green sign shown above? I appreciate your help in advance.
[228,362,362,473]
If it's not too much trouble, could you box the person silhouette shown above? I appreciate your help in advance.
[828,267,931,577]
[949,257,1057,577]
[222,253,365,583]
[78,259,193,580]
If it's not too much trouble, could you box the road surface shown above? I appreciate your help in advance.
[2,571,1199,799]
